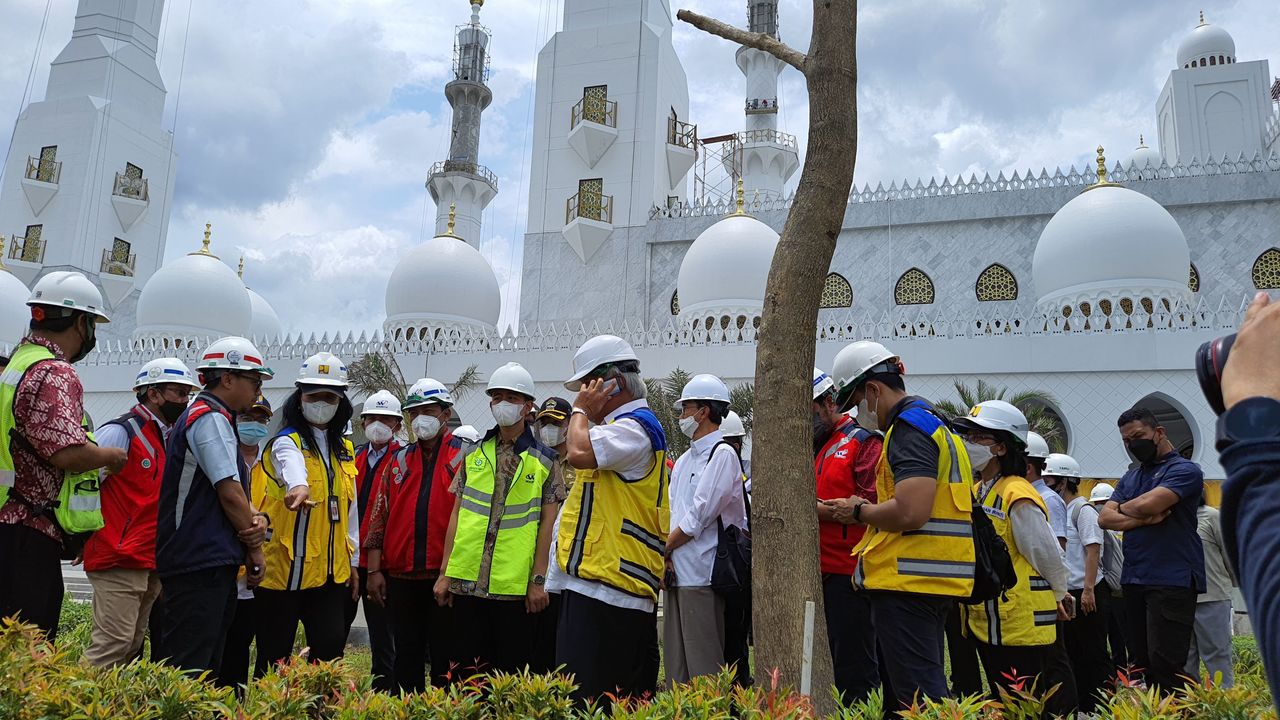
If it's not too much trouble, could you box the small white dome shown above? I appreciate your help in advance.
[1127,137,1163,169]
[247,288,282,341]
[135,230,253,343]
[384,234,500,335]
[1033,184,1192,313]
[0,269,30,353]
[677,212,779,326]
[1176,15,1235,69]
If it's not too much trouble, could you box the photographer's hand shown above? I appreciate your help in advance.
[1223,292,1280,411]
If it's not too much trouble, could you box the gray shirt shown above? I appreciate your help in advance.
[1196,505,1235,603]
[188,411,240,486]
[1032,478,1068,543]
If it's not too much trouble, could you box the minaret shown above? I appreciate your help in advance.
[733,0,798,199]
[426,0,497,246]
[0,0,176,330]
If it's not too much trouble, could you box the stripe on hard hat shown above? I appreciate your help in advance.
[813,373,830,387]
[203,351,264,366]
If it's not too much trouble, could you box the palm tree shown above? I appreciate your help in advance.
[347,347,482,441]
[645,368,755,459]
[934,379,1068,452]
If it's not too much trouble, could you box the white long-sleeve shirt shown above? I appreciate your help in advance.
[271,427,361,567]
[669,430,748,588]
[1009,500,1069,601]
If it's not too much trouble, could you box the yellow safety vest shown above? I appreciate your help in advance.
[964,476,1058,646]
[253,429,357,591]
[853,401,975,598]
[446,435,553,596]
[556,410,669,601]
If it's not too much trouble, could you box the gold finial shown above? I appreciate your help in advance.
[189,222,220,258]
[733,178,746,215]
[238,255,245,279]
[447,203,457,236]
[1198,9,1205,26]
[1086,146,1121,191]
[1139,134,1146,147]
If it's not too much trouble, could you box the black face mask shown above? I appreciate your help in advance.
[1126,437,1160,464]
[813,411,832,450]
[159,399,188,424]
[69,315,97,364]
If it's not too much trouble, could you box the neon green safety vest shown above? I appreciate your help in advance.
[0,342,103,534]
[446,435,553,596]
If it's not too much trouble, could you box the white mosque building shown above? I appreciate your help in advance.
[2,0,1279,486]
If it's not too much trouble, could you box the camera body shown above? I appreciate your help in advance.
[1196,333,1236,416]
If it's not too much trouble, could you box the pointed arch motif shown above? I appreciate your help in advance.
[819,272,853,308]
[670,290,680,315]
[1189,263,1200,293]
[974,263,1018,301]
[894,268,935,305]
[1252,249,1280,289]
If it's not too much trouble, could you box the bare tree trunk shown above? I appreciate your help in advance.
[678,3,858,714]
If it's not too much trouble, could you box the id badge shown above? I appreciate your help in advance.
[328,495,340,524]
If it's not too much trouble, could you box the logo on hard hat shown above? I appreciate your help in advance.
[226,350,243,365]
[148,367,162,379]
[319,365,330,374]
[969,406,982,417]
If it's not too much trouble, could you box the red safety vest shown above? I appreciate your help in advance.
[378,434,463,575]
[815,415,880,575]
[354,439,401,568]
[83,405,165,572]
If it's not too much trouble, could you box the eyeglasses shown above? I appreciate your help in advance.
[232,372,264,389]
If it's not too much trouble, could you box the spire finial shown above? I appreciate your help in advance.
[1199,10,1205,25]
[1096,146,1108,184]
[447,203,457,236]
[733,178,746,215]
[1139,134,1146,147]
[189,222,221,258]
[238,255,245,279]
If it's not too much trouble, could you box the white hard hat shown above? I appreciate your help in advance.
[297,351,348,388]
[134,357,200,390]
[813,368,835,400]
[453,424,482,443]
[362,389,403,417]
[195,336,273,377]
[951,400,1030,445]
[27,271,110,322]
[565,334,639,391]
[404,378,453,409]
[831,340,901,410]
[1025,431,1051,459]
[721,410,747,438]
[675,373,730,408]
[488,362,536,399]
[1089,482,1115,503]
[1044,452,1082,479]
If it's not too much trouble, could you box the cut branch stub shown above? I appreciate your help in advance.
[675,9,808,72]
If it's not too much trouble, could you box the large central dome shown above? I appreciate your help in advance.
[677,188,779,329]
[135,225,253,346]
[384,218,501,338]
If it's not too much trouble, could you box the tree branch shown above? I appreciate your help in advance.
[675,9,807,73]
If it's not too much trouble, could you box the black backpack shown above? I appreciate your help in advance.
[963,492,1018,604]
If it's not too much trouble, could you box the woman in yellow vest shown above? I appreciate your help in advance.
[952,400,1072,707]
[250,352,357,671]
[433,362,565,678]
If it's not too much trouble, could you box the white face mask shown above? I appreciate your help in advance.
[538,425,566,447]
[491,401,526,427]
[678,415,699,439]
[856,391,880,431]
[365,420,393,445]
[302,400,339,426]
[411,414,441,441]
[963,441,994,471]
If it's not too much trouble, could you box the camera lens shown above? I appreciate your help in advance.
[1195,333,1236,416]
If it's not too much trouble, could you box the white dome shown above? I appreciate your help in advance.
[1033,185,1192,313]
[1127,137,1163,169]
[0,269,30,353]
[135,238,253,343]
[677,213,779,325]
[1176,15,1235,69]
[247,287,282,341]
[384,234,500,335]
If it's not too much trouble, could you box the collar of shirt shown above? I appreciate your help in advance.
[1031,478,1049,492]
[23,335,67,360]
[605,398,649,424]
[366,443,389,467]
[689,429,725,456]
[135,403,169,435]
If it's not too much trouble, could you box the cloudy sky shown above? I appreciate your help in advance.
[1,0,1276,335]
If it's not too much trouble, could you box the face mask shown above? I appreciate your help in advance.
[679,415,699,439]
[237,421,270,444]
[539,425,566,447]
[856,389,880,431]
[70,316,97,364]
[159,399,188,425]
[813,411,832,443]
[1126,437,1160,464]
[365,420,394,445]
[412,414,441,441]
[964,441,994,471]
[302,400,339,425]
[491,401,525,427]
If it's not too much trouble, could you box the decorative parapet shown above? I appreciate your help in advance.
[1265,105,1280,153]
[650,151,1280,219]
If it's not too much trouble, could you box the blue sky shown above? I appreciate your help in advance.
[0,0,1276,335]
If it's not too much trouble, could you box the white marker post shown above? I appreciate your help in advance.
[800,599,816,697]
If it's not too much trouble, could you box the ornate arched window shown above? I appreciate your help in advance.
[1189,264,1201,293]
[670,290,680,315]
[974,263,1018,301]
[819,273,853,308]
[894,268,935,305]
[1253,249,1280,289]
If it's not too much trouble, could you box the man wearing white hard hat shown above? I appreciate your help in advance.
[364,378,464,692]
[1088,481,1130,674]
[664,374,748,684]
[1026,432,1067,551]
[717,408,752,688]
[553,334,668,705]
[0,271,125,641]
[435,362,564,677]
[251,351,358,670]
[83,358,199,668]
[155,336,272,673]
[342,389,404,691]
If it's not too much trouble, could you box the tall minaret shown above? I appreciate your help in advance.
[427,0,498,246]
[734,0,798,199]
[0,0,177,329]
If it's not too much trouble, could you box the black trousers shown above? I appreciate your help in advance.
[1043,623,1077,717]
[451,594,534,678]
[1107,588,1129,673]
[1064,584,1112,712]
[556,589,658,707]
[345,568,396,692]
[723,587,752,687]
[975,641,1051,706]
[1123,584,1198,693]
[0,523,64,640]
[867,591,951,711]
[944,602,984,697]
[254,581,349,671]
[386,576,454,691]
[530,590,561,675]
[216,597,260,691]
[148,592,166,661]
[158,565,238,674]
[823,574,879,704]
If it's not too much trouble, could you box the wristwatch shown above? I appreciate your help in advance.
[531,574,546,585]
[571,407,589,418]
[853,501,864,523]
[1216,396,1280,450]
